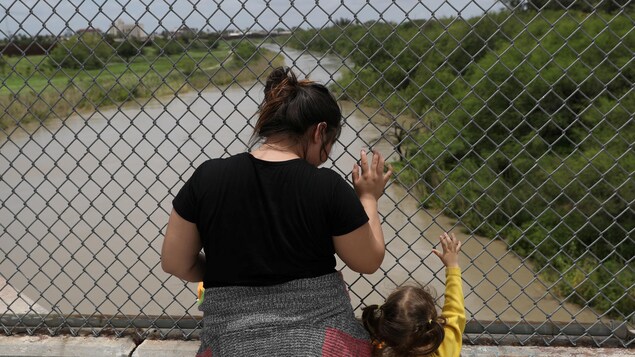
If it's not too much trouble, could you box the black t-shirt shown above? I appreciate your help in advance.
[172,152,369,287]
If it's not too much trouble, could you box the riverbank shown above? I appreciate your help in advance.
[0,43,283,130]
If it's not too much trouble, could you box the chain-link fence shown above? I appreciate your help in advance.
[1,0,633,348]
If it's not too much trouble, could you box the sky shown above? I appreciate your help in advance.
[1,0,506,38]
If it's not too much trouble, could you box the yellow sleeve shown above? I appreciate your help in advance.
[435,267,466,357]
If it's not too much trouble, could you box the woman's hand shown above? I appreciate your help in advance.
[352,149,392,201]
[432,232,462,268]
[335,150,392,274]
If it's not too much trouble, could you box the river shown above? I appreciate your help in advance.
[0,44,600,324]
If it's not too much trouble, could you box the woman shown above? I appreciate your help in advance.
[161,67,392,356]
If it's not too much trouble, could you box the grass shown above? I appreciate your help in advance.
[1,45,231,95]
[0,42,284,129]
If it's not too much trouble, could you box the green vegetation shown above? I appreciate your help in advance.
[49,33,113,69]
[289,9,634,318]
[0,39,282,128]
[0,55,7,75]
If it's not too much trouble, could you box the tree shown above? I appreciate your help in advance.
[49,33,113,70]
[205,34,220,50]
[233,41,258,63]
[0,55,7,76]
[156,39,183,56]
[116,40,138,62]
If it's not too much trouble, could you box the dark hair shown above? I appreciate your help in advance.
[252,67,342,159]
[362,286,446,357]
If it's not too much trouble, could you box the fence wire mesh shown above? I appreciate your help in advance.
[0,0,633,348]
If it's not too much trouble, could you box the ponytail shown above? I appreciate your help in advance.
[264,66,297,100]
[410,318,446,356]
[361,304,383,340]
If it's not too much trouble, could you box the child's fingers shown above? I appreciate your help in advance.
[447,233,461,252]
[449,233,458,245]
[440,234,449,252]
[443,232,460,252]
[431,249,443,260]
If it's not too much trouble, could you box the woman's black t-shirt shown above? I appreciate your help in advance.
[172,152,369,288]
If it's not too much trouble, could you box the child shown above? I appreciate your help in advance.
[362,232,465,357]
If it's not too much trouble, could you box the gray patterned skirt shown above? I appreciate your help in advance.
[196,272,371,357]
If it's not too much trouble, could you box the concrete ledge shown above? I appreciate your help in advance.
[0,335,136,357]
[135,342,634,357]
[462,346,635,356]
[131,340,199,357]
[1,336,632,357]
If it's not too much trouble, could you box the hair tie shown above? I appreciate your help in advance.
[372,339,386,350]
[298,78,314,86]
[267,77,290,100]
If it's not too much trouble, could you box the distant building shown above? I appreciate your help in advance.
[173,25,199,39]
[220,29,279,40]
[272,29,291,36]
[76,28,103,36]
[107,19,147,40]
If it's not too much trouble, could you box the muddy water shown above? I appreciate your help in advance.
[0,45,600,323]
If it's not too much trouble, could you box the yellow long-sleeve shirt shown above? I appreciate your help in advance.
[434,267,466,357]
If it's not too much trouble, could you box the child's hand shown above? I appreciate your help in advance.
[352,149,393,201]
[432,232,462,268]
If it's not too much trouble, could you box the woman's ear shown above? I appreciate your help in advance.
[312,122,327,143]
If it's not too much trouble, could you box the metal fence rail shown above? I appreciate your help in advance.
[1,0,633,347]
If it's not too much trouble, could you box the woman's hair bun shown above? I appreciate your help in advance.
[265,66,298,97]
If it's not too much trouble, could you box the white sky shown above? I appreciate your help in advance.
[1,0,506,38]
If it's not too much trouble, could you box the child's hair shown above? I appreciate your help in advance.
[362,285,446,357]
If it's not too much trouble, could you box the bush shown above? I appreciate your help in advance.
[49,33,113,69]
[156,40,183,56]
[0,55,7,75]
[232,41,259,64]
[290,9,635,319]
[116,40,139,62]
[177,57,197,76]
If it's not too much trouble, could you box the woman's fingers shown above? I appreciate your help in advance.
[367,150,392,181]
[383,164,393,184]
[359,150,368,175]
[355,149,392,199]
[352,163,360,184]
[372,149,380,173]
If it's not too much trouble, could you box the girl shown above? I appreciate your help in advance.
[161,67,392,356]
[362,232,465,357]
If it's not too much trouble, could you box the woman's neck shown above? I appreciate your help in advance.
[251,139,303,162]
